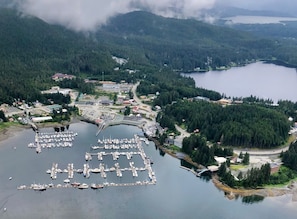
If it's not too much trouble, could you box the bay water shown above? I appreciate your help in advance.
[0,122,296,218]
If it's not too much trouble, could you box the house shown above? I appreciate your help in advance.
[270,163,281,174]
[52,73,76,81]
[193,96,210,102]
[214,156,227,165]
[217,98,232,105]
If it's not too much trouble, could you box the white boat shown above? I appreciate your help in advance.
[32,184,47,191]
[90,183,104,189]
[91,168,101,173]
[63,179,70,183]
[76,169,83,174]
[78,183,89,189]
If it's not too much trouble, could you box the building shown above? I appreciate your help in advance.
[217,98,232,105]
[270,163,281,174]
[31,116,53,123]
[41,86,71,96]
[193,96,210,102]
[52,73,76,81]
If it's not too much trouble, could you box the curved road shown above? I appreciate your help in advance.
[233,145,290,157]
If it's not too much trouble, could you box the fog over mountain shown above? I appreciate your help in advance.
[2,0,296,31]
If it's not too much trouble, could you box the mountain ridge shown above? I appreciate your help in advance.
[0,8,287,103]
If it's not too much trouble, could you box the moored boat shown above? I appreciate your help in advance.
[77,183,89,189]
[71,181,81,187]
[32,184,47,191]
[91,183,104,189]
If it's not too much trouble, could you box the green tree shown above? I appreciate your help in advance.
[242,152,250,165]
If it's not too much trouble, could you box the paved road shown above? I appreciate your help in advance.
[131,82,157,118]
[233,145,290,156]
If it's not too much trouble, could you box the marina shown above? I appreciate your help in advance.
[19,133,156,191]
[28,130,78,153]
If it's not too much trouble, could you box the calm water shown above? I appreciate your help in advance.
[223,16,297,24]
[185,62,297,102]
[0,122,296,218]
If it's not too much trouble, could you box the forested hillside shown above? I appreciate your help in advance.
[159,101,290,148]
[0,8,293,104]
[100,11,276,70]
[0,8,115,104]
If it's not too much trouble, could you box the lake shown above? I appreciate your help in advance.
[0,122,296,218]
[223,16,297,24]
[184,62,297,103]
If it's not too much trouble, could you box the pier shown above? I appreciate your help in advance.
[21,134,156,191]
[28,131,78,153]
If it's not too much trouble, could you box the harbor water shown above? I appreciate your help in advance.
[0,122,296,218]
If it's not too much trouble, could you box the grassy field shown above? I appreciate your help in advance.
[0,122,17,129]
[230,164,247,171]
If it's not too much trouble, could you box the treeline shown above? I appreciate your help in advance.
[41,93,71,105]
[218,162,297,188]
[51,105,79,123]
[161,101,290,148]
[181,134,233,166]
[58,78,95,95]
[218,163,271,188]
[282,141,297,171]
[136,69,221,107]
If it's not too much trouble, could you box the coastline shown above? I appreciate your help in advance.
[211,174,296,199]
[1,120,297,200]
[148,135,297,199]
[0,118,80,143]
[0,124,30,142]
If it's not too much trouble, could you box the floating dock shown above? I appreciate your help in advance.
[28,131,78,153]
[21,134,156,191]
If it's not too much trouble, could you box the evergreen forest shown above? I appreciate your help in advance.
[2,8,297,105]
[159,101,290,148]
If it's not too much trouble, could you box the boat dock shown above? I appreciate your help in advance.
[28,131,78,153]
[21,134,156,191]
[17,178,156,191]
[86,151,141,161]
[45,161,154,180]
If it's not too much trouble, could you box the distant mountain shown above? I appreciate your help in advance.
[0,8,288,104]
[97,11,275,69]
[205,6,295,18]
[209,6,297,39]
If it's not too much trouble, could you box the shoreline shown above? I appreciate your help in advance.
[1,120,296,200]
[0,118,80,143]
[148,136,297,199]
[0,124,31,142]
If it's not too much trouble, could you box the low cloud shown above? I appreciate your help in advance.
[9,0,294,32]
[12,0,216,31]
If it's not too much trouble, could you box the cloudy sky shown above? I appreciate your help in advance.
[8,0,296,31]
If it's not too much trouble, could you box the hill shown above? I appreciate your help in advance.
[98,11,275,70]
[0,8,283,104]
[0,8,116,103]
